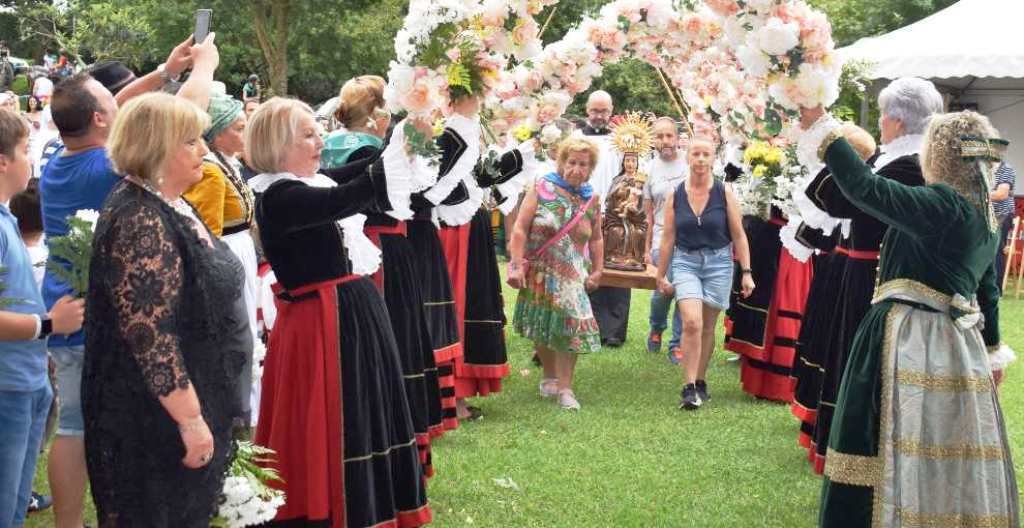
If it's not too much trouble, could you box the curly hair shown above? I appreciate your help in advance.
[921,111,1001,225]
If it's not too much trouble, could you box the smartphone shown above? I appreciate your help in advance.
[194,9,212,45]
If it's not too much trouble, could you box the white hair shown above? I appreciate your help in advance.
[878,77,944,135]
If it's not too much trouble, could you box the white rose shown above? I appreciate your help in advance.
[756,17,800,56]
[735,45,771,77]
[540,124,562,145]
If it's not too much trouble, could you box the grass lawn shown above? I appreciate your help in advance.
[27,279,1024,527]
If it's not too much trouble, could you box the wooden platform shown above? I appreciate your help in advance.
[599,264,658,290]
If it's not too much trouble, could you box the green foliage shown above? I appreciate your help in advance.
[45,216,93,298]
[0,0,957,116]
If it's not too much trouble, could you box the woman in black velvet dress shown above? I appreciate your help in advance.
[84,93,248,527]
[248,98,431,528]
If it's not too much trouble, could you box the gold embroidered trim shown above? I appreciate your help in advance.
[823,448,882,487]
[873,305,905,528]
[898,509,1012,528]
[873,279,951,310]
[894,440,1003,461]
[344,437,418,463]
[895,370,992,393]
[818,129,845,162]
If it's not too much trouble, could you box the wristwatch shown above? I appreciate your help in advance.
[741,268,753,275]
[38,316,53,340]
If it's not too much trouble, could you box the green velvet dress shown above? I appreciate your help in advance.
[816,138,1019,528]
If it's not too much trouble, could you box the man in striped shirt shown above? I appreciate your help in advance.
[992,162,1017,291]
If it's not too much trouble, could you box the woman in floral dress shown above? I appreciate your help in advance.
[509,138,604,410]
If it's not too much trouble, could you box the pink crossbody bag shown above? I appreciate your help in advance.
[519,195,596,277]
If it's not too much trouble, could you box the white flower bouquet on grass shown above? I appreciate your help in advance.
[212,441,285,528]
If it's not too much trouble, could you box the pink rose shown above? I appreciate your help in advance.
[401,79,436,115]
[681,13,705,35]
[446,48,461,63]
[513,18,539,45]
[800,14,834,61]
[705,0,740,17]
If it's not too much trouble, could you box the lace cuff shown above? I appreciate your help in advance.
[388,118,439,193]
[379,135,415,221]
[338,214,382,275]
[797,113,843,169]
[437,177,484,226]
[779,216,815,263]
[793,173,842,232]
[988,343,1017,371]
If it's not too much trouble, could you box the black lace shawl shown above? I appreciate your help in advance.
[82,180,247,527]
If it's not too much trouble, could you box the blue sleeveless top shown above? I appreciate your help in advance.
[674,179,731,251]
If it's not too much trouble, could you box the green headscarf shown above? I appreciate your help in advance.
[204,93,244,143]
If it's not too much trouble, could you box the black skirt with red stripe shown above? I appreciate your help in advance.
[455,209,510,398]
[367,219,444,476]
[790,247,848,467]
[407,216,463,432]
[725,215,813,403]
[256,277,431,528]
[808,253,879,469]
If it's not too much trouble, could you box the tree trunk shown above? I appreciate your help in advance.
[252,0,290,96]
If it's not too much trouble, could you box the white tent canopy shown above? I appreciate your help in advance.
[839,0,1024,189]
[839,0,1024,80]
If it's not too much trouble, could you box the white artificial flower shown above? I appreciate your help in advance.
[756,17,800,56]
[735,45,771,77]
[540,123,562,144]
[74,209,100,227]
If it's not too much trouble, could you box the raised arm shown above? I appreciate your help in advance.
[800,111,953,238]
[260,176,384,235]
[105,203,212,468]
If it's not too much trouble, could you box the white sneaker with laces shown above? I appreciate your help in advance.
[558,389,580,410]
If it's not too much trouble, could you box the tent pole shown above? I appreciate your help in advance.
[859,91,870,129]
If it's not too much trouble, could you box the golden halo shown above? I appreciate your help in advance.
[611,112,654,156]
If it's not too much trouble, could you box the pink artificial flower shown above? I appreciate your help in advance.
[800,14,834,62]
[705,0,740,17]
[681,13,705,35]
[402,79,437,115]
[446,48,462,63]
[513,18,539,45]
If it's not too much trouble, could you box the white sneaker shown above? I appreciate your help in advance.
[558,389,581,410]
[539,378,559,398]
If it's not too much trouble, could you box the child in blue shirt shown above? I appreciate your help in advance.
[0,110,83,528]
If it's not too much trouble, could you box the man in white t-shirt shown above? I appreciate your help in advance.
[642,117,688,361]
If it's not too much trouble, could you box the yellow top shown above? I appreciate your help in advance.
[183,156,254,237]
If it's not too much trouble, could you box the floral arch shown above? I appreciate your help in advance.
[384,0,844,221]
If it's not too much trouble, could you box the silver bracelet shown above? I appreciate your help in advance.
[31,314,41,340]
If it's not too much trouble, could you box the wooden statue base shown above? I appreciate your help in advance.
[599,264,658,290]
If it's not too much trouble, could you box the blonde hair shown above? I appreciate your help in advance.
[556,137,600,172]
[839,123,877,161]
[245,97,315,174]
[109,93,209,185]
[335,75,386,130]
[921,111,1000,198]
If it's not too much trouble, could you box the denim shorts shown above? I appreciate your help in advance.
[50,345,85,436]
[670,245,734,310]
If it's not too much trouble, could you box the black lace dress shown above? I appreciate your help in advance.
[83,181,248,527]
